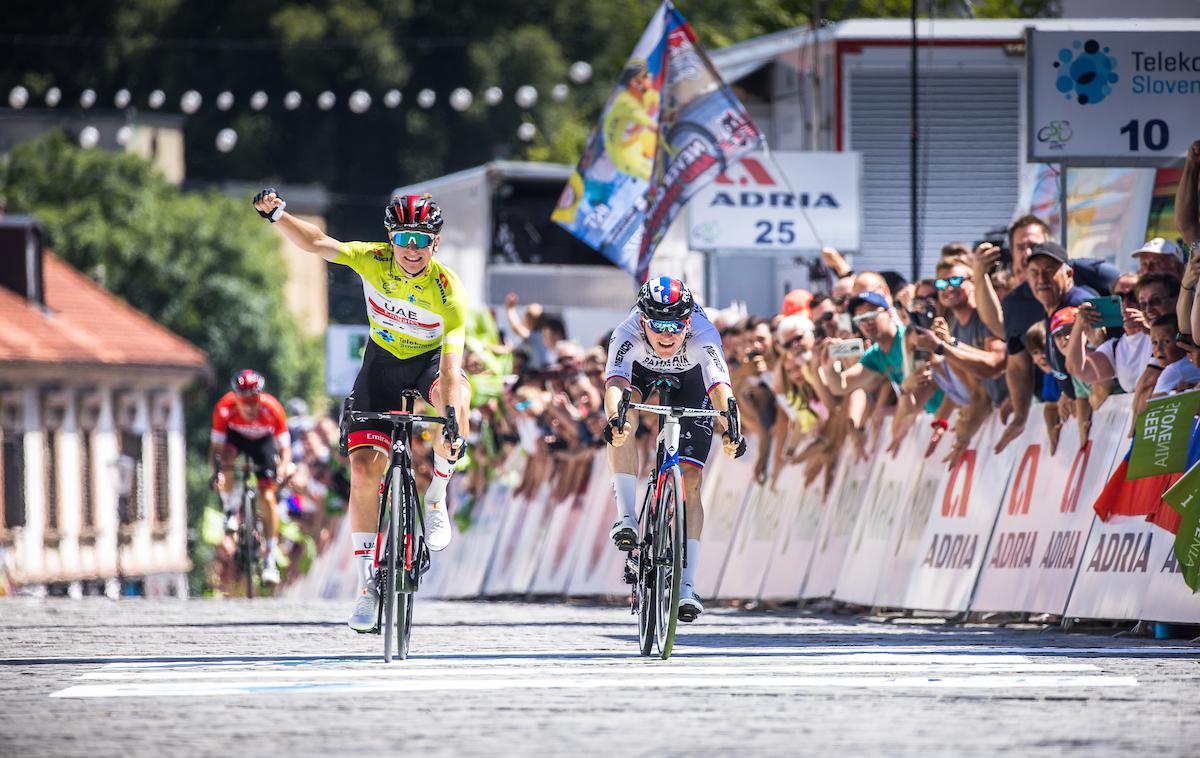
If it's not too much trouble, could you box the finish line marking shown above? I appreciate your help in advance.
[50,673,1139,698]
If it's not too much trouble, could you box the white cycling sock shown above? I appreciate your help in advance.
[425,455,454,505]
[265,537,278,558]
[613,474,638,522]
[683,539,701,587]
[352,532,377,590]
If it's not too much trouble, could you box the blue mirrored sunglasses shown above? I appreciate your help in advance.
[647,319,688,334]
[934,275,968,290]
[389,230,434,248]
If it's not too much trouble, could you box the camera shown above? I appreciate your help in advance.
[907,305,937,331]
[973,228,1013,273]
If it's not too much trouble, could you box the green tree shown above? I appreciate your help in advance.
[0,130,324,591]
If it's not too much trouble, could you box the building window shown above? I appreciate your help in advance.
[1,429,25,530]
[118,430,144,526]
[44,429,59,533]
[80,429,95,531]
[152,428,169,527]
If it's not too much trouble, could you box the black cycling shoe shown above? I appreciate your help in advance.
[610,518,637,551]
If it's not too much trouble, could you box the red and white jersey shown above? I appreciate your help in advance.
[211,391,290,445]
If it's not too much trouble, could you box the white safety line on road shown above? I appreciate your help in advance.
[49,673,1139,698]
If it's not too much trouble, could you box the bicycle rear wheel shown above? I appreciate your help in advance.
[654,469,683,660]
[635,480,656,656]
[382,466,401,663]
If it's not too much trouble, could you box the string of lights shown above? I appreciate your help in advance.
[4,60,595,150]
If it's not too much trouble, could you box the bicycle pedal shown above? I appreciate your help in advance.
[614,535,636,552]
[678,609,700,623]
[622,557,638,585]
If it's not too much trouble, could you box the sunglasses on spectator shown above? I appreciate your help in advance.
[832,295,850,306]
[389,230,434,248]
[934,275,971,290]
[781,335,810,351]
[1138,294,1169,311]
[646,318,689,334]
[851,309,884,326]
[514,399,533,411]
[818,311,836,322]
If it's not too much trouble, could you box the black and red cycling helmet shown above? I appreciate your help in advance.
[384,193,443,234]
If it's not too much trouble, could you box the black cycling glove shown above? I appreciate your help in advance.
[253,187,286,222]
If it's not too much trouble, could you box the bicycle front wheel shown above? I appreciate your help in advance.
[242,490,256,599]
[635,480,656,657]
[396,469,419,660]
[382,466,402,663]
[654,469,683,660]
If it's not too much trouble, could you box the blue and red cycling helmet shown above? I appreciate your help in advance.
[636,276,694,322]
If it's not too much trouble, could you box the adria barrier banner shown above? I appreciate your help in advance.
[292,396,1200,624]
[552,0,763,279]
[971,401,1128,614]
[687,151,862,252]
[1027,29,1200,165]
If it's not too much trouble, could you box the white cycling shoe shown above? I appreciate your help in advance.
[424,501,453,552]
[610,515,638,551]
[223,510,239,534]
[348,585,380,633]
[261,555,281,586]
[678,583,703,623]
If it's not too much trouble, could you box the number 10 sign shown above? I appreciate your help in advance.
[1027,28,1200,166]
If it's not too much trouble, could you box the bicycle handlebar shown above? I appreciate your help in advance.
[627,402,727,419]
[345,409,449,427]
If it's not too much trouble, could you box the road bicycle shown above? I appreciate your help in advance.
[214,453,263,598]
[616,374,739,659]
[342,390,457,662]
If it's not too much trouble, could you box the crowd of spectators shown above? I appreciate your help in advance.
[213,141,1200,599]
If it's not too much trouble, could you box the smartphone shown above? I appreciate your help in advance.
[829,338,865,360]
[1086,296,1124,328]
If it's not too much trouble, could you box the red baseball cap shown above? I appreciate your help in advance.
[1050,306,1078,336]
[781,288,813,318]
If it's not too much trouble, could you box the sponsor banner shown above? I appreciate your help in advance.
[835,420,922,606]
[486,483,559,596]
[971,399,1131,614]
[563,461,630,597]
[873,426,943,608]
[324,325,370,397]
[716,468,801,599]
[802,450,873,599]
[1064,515,1162,620]
[1129,390,1200,479]
[527,492,591,596]
[552,1,763,278]
[480,490,535,596]
[694,450,756,599]
[757,467,822,601]
[1139,524,1200,622]
[1028,30,1198,165]
[687,151,861,252]
[441,459,526,598]
[902,416,1016,613]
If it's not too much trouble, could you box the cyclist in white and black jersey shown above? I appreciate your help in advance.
[602,277,747,621]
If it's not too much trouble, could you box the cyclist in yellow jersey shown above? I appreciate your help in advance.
[253,189,469,632]
[602,60,660,181]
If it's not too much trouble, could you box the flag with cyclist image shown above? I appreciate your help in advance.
[551,0,763,280]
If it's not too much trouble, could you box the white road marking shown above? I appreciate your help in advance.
[50,673,1139,698]
[78,662,1103,681]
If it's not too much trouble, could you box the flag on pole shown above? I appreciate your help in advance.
[1163,460,1200,591]
[551,0,764,280]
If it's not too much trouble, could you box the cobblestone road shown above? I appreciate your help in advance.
[2,599,1198,757]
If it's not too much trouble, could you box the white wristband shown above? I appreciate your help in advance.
[269,201,286,222]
